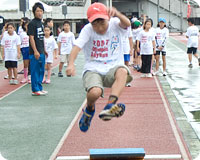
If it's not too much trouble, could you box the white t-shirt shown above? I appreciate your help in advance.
[1,33,21,61]
[186,25,199,48]
[74,17,128,75]
[57,31,75,55]
[123,26,133,55]
[137,29,155,55]
[155,27,169,52]
[44,36,58,63]
[19,31,29,48]
[18,26,24,35]
[132,27,142,43]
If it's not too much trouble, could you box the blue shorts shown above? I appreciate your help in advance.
[21,47,29,60]
[124,54,130,62]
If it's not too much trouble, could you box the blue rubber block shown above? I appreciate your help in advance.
[90,148,145,159]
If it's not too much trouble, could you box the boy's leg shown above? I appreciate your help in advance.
[162,53,167,75]
[29,54,40,92]
[79,72,103,132]
[38,54,45,91]
[46,63,52,81]
[13,67,18,79]
[7,68,12,80]
[99,66,132,120]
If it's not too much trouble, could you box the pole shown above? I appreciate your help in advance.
[180,0,183,34]
[110,0,112,8]
[157,0,160,22]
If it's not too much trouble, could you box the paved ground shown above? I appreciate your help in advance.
[0,36,199,160]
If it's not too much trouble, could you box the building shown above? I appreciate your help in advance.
[0,0,200,34]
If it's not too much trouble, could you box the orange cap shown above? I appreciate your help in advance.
[87,2,109,23]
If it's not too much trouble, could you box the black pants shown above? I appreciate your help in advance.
[141,55,152,73]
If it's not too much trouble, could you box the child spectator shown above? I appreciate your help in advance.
[43,26,58,83]
[186,18,200,68]
[66,3,132,132]
[154,18,169,76]
[137,18,156,78]
[57,20,75,77]
[123,26,133,87]
[132,20,142,71]
[20,19,30,83]
[1,23,21,85]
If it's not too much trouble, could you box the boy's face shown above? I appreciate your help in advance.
[7,25,14,34]
[145,21,152,30]
[44,27,51,36]
[159,21,165,28]
[188,21,192,26]
[34,7,44,19]
[63,23,70,32]
[47,20,53,28]
[91,19,109,35]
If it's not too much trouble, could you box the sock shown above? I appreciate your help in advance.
[86,105,95,112]
[24,68,28,79]
[107,95,118,104]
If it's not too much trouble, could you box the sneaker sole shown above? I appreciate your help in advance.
[99,104,125,121]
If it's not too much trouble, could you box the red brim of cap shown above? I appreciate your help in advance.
[88,14,109,23]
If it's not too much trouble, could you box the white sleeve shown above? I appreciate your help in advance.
[17,35,21,45]
[53,38,58,49]
[112,17,128,34]
[136,32,142,41]
[57,33,62,42]
[1,36,5,45]
[74,24,91,49]
[128,27,133,38]
[186,28,190,37]
[71,33,75,45]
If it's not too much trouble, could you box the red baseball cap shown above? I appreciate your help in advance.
[87,2,109,23]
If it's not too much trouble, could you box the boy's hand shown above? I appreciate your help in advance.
[130,49,133,56]
[137,48,140,53]
[158,46,163,51]
[44,50,48,57]
[66,64,75,77]
[2,55,5,60]
[17,54,21,59]
[153,48,156,54]
[107,7,119,18]
[34,51,40,60]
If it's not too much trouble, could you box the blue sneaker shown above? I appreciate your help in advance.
[99,103,125,121]
[79,107,95,132]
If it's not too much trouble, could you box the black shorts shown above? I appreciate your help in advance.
[5,61,17,69]
[187,47,197,54]
[155,51,166,56]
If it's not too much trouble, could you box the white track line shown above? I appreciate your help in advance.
[56,154,182,160]
[49,99,87,160]
[0,83,27,101]
[154,76,189,160]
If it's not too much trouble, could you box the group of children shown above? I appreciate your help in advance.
[1,12,75,86]
[123,16,169,79]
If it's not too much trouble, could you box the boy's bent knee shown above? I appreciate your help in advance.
[88,87,102,97]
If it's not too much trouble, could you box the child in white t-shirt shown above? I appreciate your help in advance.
[43,26,58,83]
[57,20,75,77]
[186,18,200,68]
[154,18,169,76]
[1,23,21,85]
[137,18,156,78]
[66,3,132,132]
[123,26,133,87]
[19,19,30,83]
[132,20,142,71]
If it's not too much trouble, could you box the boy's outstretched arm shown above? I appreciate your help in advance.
[66,45,81,76]
[108,7,131,29]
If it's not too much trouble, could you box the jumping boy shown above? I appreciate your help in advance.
[186,18,200,68]
[28,2,47,96]
[66,2,132,132]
